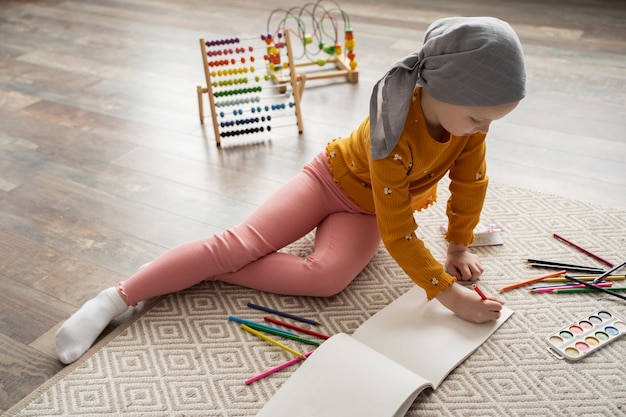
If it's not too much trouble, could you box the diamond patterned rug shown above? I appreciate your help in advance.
[5,182,626,416]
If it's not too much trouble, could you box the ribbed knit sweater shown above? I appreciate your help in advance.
[326,87,488,299]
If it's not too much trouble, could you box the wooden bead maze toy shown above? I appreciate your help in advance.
[197,35,304,146]
[264,0,358,89]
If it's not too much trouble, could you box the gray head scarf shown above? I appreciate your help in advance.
[369,16,526,159]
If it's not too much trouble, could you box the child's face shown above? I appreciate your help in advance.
[426,93,519,137]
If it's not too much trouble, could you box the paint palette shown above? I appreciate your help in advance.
[546,310,626,360]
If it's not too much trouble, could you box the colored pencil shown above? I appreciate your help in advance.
[245,350,315,385]
[244,322,320,346]
[524,258,605,271]
[228,315,295,335]
[532,282,613,293]
[552,233,614,267]
[527,264,604,274]
[264,317,330,340]
[532,281,613,289]
[240,324,307,359]
[563,274,626,301]
[247,302,320,326]
[553,287,626,294]
[499,270,566,292]
[591,259,626,284]
[542,275,625,283]
[525,259,604,274]
[472,284,488,300]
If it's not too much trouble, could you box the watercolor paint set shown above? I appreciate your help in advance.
[547,310,626,360]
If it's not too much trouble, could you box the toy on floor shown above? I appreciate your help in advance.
[197,32,304,146]
[264,0,358,88]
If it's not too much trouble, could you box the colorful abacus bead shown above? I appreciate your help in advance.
[334,42,342,55]
[345,29,357,69]
[319,42,336,55]
[206,37,240,47]
[261,33,273,45]
[345,29,355,50]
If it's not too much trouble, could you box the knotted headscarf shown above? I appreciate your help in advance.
[369,17,526,159]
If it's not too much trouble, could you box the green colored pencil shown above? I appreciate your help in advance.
[245,322,321,346]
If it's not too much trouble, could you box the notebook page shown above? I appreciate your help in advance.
[256,332,431,417]
[353,285,514,388]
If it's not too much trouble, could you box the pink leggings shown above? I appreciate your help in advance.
[119,152,381,306]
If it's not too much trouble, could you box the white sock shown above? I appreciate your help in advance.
[111,300,146,326]
[56,287,129,364]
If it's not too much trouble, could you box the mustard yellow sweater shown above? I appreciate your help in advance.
[326,87,488,300]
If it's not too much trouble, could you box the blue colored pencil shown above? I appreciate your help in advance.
[247,302,320,326]
[591,260,626,283]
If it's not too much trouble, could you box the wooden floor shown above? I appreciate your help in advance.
[1,0,625,411]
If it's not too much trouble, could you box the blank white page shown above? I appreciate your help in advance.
[256,333,430,417]
[353,285,514,388]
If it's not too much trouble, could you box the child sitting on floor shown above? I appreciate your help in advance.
[56,16,526,364]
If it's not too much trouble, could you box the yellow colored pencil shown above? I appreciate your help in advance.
[241,324,307,359]
[543,275,625,283]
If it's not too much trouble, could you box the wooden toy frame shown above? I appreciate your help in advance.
[196,30,304,146]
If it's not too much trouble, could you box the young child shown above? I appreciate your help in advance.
[56,16,526,365]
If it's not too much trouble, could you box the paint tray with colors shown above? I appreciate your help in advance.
[546,310,625,361]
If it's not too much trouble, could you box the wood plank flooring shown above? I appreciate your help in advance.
[1,0,625,411]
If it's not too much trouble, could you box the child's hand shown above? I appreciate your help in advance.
[436,283,504,324]
[445,243,484,281]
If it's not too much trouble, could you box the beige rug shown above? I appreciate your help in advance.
[5,182,626,417]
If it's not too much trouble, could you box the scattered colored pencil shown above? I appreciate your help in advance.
[240,324,307,359]
[228,315,295,335]
[552,287,626,294]
[552,233,614,267]
[524,258,604,271]
[532,282,613,293]
[245,322,320,346]
[499,270,566,292]
[563,275,626,301]
[247,302,320,326]
[525,258,604,274]
[591,259,626,284]
[527,264,604,274]
[542,275,625,283]
[264,317,330,340]
[245,350,315,385]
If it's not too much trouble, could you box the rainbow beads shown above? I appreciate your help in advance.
[200,34,302,143]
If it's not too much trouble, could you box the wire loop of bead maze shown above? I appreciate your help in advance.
[265,0,358,88]
[197,32,304,147]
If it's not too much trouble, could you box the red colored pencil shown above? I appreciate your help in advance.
[264,317,330,340]
[472,284,488,300]
[552,233,614,267]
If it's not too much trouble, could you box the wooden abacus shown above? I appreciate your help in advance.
[197,31,304,146]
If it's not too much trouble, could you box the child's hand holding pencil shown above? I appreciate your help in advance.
[437,283,504,324]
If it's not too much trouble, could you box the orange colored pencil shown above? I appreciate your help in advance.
[499,270,566,292]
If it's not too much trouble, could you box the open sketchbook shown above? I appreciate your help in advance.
[257,286,514,417]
